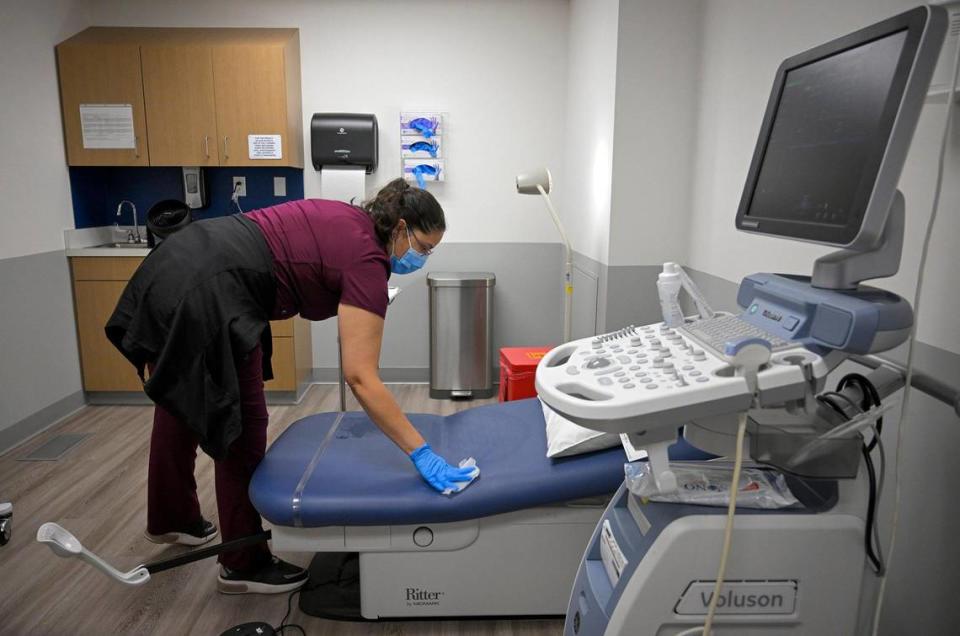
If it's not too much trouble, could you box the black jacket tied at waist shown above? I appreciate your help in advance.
[106,214,276,460]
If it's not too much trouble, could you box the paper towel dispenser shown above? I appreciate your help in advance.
[311,113,378,174]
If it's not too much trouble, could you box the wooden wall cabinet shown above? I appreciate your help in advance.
[212,41,302,167]
[56,28,303,168]
[140,44,221,167]
[57,42,150,166]
[70,256,312,398]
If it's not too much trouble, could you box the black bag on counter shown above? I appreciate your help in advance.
[146,199,192,247]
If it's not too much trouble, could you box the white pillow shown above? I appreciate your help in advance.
[541,398,623,458]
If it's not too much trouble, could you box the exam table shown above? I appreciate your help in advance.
[249,398,710,619]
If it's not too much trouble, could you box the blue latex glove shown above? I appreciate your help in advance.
[410,444,478,493]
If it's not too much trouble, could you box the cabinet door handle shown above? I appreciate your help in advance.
[204,135,210,159]
[224,136,230,160]
[134,136,140,159]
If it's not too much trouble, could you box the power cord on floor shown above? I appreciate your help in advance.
[274,587,306,636]
[273,559,362,634]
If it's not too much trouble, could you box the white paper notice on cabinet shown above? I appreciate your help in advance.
[249,135,282,160]
[80,104,135,149]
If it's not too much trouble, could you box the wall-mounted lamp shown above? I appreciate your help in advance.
[516,168,573,343]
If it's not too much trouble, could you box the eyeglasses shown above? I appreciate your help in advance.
[407,227,435,256]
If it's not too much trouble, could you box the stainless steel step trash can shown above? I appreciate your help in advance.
[427,272,496,399]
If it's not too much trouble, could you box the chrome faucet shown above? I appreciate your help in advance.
[116,200,142,244]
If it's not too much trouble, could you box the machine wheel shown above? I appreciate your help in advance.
[0,518,10,546]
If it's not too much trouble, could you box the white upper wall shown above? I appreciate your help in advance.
[608,0,703,267]
[0,0,89,260]
[687,0,960,354]
[85,0,570,244]
[558,0,620,263]
[8,0,956,350]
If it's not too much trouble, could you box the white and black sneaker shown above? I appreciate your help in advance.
[145,518,218,546]
[218,556,308,595]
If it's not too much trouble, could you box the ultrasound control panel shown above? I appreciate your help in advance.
[536,321,828,435]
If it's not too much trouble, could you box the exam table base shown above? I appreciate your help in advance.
[273,504,606,619]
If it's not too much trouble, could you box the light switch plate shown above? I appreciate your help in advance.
[273,176,286,197]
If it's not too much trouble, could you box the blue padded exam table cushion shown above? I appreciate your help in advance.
[250,398,712,527]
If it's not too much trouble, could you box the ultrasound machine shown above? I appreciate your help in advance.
[534,5,950,634]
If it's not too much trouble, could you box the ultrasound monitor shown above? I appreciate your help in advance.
[736,6,947,251]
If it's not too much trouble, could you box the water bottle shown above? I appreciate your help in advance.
[657,262,684,327]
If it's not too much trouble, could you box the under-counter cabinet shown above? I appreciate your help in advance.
[70,256,312,401]
[71,257,144,391]
[56,28,302,168]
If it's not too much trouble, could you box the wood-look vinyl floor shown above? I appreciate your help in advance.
[0,385,564,636]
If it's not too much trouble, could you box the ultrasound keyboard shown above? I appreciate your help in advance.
[681,314,792,354]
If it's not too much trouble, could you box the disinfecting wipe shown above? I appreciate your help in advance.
[657,262,685,327]
[442,458,480,496]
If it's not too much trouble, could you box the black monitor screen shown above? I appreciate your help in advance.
[744,29,908,234]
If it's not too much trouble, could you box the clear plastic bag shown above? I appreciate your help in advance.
[624,461,801,509]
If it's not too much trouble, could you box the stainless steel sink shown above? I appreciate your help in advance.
[100,242,151,249]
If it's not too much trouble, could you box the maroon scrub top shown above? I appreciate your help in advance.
[246,199,390,321]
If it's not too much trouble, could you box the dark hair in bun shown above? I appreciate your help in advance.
[361,178,446,245]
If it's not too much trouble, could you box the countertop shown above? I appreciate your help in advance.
[66,245,152,257]
[64,225,152,257]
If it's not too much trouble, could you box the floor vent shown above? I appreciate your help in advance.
[19,433,90,461]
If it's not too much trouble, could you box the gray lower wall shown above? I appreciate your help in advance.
[681,267,743,314]
[571,256,734,337]
[570,255,739,336]
[832,352,960,635]
[571,252,601,339]
[602,264,667,330]
[0,249,84,453]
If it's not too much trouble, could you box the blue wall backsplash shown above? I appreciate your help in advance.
[69,166,305,228]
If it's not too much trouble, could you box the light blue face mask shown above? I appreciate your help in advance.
[390,226,429,275]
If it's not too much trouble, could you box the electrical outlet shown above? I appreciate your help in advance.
[233,176,247,197]
[273,176,286,197]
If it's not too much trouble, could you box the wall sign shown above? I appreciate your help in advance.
[79,104,135,149]
[249,134,282,160]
